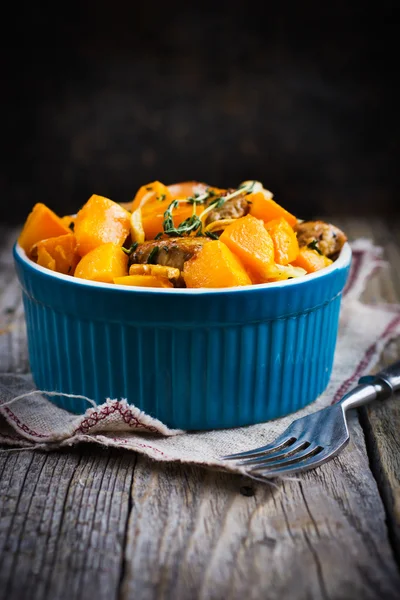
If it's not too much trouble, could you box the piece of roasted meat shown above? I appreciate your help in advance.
[205,191,250,224]
[129,238,211,286]
[294,221,347,259]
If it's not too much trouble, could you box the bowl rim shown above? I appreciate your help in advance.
[14,241,352,295]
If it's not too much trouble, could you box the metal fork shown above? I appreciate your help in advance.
[222,361,400,478]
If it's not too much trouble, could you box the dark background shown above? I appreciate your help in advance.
[1,0,398,224]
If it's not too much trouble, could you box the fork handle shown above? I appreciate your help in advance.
[340,360,400,411]
[368,360,400,393]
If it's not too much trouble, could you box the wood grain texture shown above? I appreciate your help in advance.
[0,446,134,600]
[120,411,400,600]
[340,217,400,561]
[1,220,400,600]
[0,226,29,374]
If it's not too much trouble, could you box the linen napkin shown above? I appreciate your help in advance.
[1,239,399,476]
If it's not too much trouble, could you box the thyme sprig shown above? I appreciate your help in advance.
[162,200,203,237]
[159,180,258,238]
[185,188,217,205]
[122,242,139,256]
[147,246,159,264]
[307,240,323,255]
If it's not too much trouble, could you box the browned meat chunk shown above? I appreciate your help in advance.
[295,221,347,259]
[130,238,210,274]
[205,192,249,224]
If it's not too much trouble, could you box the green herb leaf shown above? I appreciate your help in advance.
[147,246,159,264]
[161,200,204,237]
[205,231,219,240]
[122,242,139,256]
[162,200,180,236]
[158,180,258,239]
[156,193,166,202]
[307,240,323,255]
[214,198,226,209]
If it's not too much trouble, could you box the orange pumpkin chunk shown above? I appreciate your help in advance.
[248,192,297,227]
[18,203,71,256]
[35,247,56,271]
[118,201,133,212]
[256,263,307,282]
[131,181,172,212]
[183,240,251,288]
[291,247,332,273]
[74,195,131,256]
[32,234,80,275]
[220,214,275,280]
[113,275,173,288]
[61,215,76,230]
[74,243,128,283]
[265,218,299,265]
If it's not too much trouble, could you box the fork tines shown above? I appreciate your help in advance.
[222,435,325,477]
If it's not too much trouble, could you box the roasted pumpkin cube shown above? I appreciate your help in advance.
[74,195,131,256]
[18,203,71,256]
[74,243,128,283]
[248,192,297,227]
[183,240,251,288]
[291,247,332,273]
[31,233,80,275]
[265,218,299,265]
[131,181,172,212]
[220,215,275,280]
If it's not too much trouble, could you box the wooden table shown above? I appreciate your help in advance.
[1,218,400,600]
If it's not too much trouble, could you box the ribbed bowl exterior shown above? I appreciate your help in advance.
[14,243,351,430]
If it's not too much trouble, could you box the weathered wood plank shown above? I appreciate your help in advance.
[121,411,400,600]
[341,217,400,561]
[0,446,134,600]
[0,226,29,374]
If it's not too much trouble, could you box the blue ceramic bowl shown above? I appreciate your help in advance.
[14,242,351,430]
